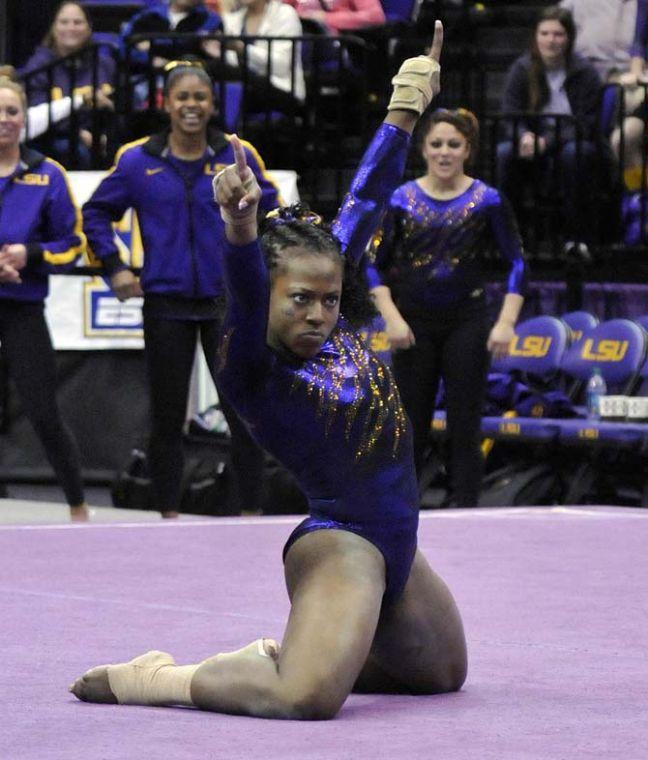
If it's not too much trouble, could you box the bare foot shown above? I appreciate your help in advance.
[70,503,90,522]
[69,666,117,703]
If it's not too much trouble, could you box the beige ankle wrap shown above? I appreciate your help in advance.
[387,56,440,115]
[107,651,198,707]
[105,640,278,707]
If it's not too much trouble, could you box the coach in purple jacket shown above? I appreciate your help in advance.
[83,61,279,519]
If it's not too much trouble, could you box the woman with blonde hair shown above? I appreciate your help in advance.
[0,74,88,520]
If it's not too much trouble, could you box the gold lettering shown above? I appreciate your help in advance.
[14,173,50,186]
[509,335,551,358]
[582,339,628,362]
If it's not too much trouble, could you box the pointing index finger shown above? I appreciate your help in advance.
[230,134,250,180]
[428,20,443,63]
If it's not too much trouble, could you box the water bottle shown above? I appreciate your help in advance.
[586,367,607,420]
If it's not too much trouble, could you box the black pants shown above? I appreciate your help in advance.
[392,299,490,508]
[143,313,265,513]
[0,301,84,506]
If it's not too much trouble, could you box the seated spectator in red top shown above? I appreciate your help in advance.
[284,0,385,34]
[19,1,115,168]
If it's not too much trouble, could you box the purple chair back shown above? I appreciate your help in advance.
[560,319,647,390]
[491,316,569,377]
[561,311,598,344]
[635,315,648,333]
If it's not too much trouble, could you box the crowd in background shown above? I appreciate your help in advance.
[4,0,648,254]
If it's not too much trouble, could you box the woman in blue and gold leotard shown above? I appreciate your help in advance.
[70,23,467,720]
[370,108,527,508]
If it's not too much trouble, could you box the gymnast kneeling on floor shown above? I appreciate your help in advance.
[70,21,468,720]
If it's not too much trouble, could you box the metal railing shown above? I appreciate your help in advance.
[21,41,118,169]
[16,34,648,263]
[120,31,371,174]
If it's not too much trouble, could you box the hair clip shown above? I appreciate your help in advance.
[265,203,323,228]
[164,59,206,73]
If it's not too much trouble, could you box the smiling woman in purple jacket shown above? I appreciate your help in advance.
[0,75,88,521]
[82,60,280,519]
[20,1,116,168]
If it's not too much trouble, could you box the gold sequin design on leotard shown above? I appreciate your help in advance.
[402,181,487,270]
[292,325,407,461]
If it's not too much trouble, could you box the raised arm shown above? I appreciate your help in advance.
[215,135,263,249]
[331,21,443,267]
[212,136,272,388]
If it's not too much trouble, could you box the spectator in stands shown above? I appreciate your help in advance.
[369,108,526,508]
[82,60,279,518]
[559,1,648,193]
[0,64,110,141]
[607,0,648,191]
[496,5,601,254]
[622,0,648,83]
[559,0,638,81]
[19,1,115,168]
[119,0,222,72]
[0,74,89,521]
[219,0,306,106]
[285,0,385,34]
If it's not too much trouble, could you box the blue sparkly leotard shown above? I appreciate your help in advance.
[366,179,526,311]
[217,123,419,601]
